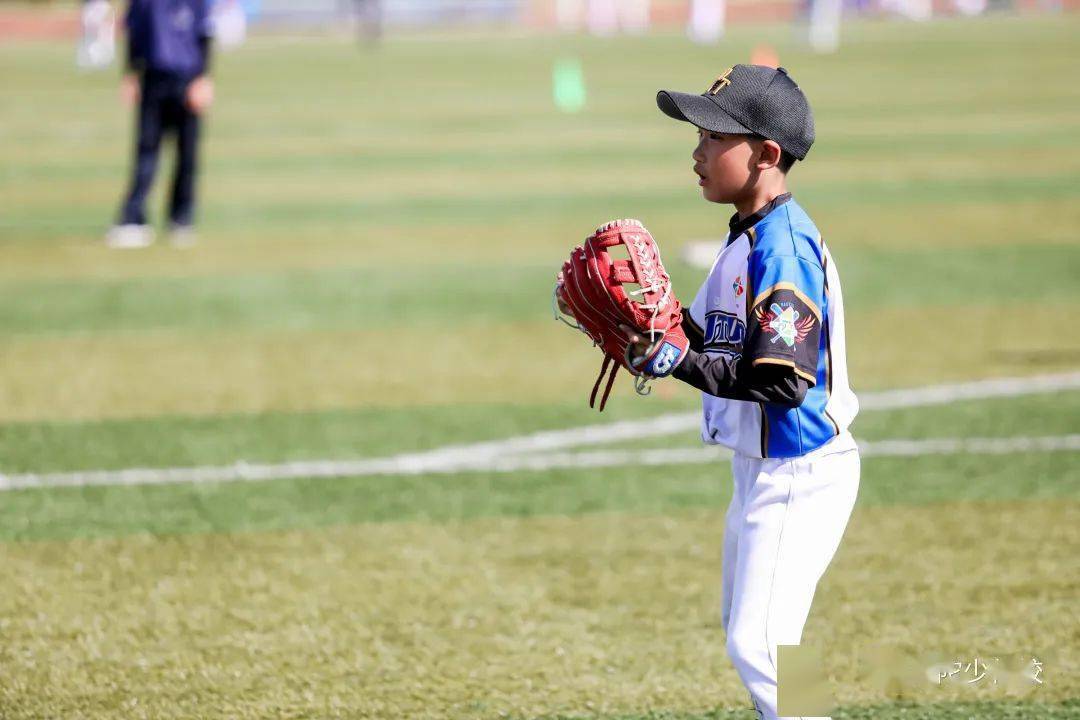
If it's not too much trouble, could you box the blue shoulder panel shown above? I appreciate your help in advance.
[748,200,837,458]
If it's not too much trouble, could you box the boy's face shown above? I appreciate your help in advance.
[692,128,759,204]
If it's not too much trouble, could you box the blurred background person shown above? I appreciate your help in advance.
[354,0,383,42]
[211,0,248,49]
[107,0,214,249]
[556,0,584,30]
[586,0,619,35]
[618,0,651,34]
[807,0,843,51]
[77,0,117,70]
[337,0,382,42]
[586,0,651,36]
[688,0,725,43]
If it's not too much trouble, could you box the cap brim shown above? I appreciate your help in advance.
[656,90,753,135]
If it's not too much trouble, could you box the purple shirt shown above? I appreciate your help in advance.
[126,0,210,77]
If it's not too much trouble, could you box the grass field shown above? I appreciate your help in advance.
[1,12,1079,719]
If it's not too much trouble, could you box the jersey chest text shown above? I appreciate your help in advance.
[697,236,751,357]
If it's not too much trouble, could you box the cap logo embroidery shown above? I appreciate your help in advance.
[707,68,734,95]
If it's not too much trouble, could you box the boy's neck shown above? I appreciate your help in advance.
[734,178,789,220]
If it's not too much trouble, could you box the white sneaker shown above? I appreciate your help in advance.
[105,224,153,249]
[168,224,197,248]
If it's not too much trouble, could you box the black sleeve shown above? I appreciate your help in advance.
[671,347,811,408]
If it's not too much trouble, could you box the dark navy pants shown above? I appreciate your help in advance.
[119,71,201,227]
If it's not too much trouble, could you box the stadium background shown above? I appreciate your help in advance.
[0,1,1078,718]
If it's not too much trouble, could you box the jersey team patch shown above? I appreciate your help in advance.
[754,302,815,348]
[746,285,822,380]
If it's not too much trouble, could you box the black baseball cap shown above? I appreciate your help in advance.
[657,64,815,160]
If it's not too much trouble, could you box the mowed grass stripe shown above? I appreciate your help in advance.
[0,245,1076,336]
[0,388,1075,474]
[1,199,1077,285]
[1,305,1077,422]
[5,173,1078,233]
[6,106,1077,179]
[4,84,1075,154]
[0,502,1074,718]
[2,449,1078,542]
[10,122,1080,183]
[7,143,1080,210]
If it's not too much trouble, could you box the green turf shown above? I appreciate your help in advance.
[0,12,1079,720]
[1,503,1074,717]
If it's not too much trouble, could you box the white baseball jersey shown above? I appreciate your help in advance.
[687,195,858,458]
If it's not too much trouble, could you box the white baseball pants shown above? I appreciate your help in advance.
[721,432,860,720]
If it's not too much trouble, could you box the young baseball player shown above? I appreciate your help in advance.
[107,0,214,248]
[649,65,861,719]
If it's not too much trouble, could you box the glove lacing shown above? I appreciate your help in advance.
[554,219,675,410]
[589,354,620,412]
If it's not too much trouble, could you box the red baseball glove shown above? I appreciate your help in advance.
[554,219,689,411]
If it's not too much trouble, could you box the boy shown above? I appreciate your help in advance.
[650,65,860,719]
[107,0,214,248]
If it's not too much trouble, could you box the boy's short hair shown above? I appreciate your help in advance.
[749,133,798,173]
[778,149,797,173]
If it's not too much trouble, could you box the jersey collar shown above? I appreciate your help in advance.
[727,192,792,244]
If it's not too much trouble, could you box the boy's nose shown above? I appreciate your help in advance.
[692,139,706,163]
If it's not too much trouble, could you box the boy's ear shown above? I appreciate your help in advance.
[757,139,783,170]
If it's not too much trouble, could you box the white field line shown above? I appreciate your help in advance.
[857,372,1080,410]
[350,371,1080,465]
[3,435,1079,491]
[431,435,1080,472]
[1,372,1078,492]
